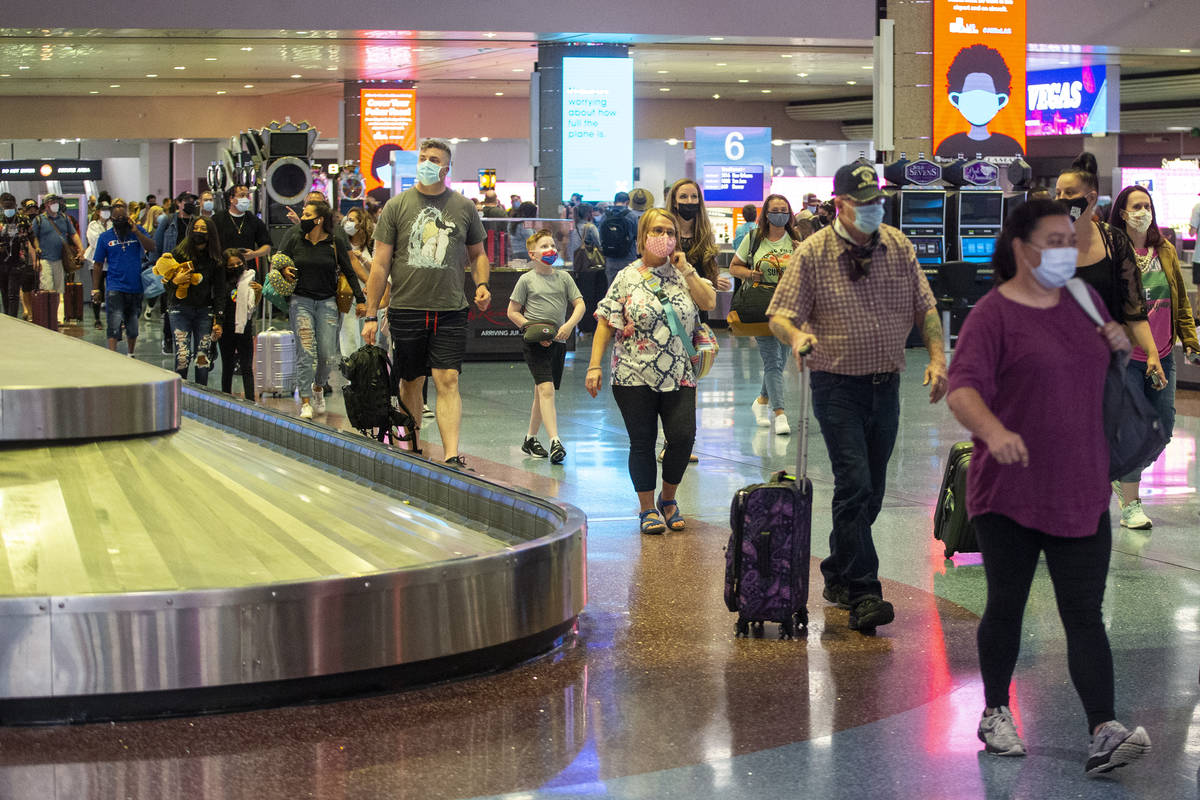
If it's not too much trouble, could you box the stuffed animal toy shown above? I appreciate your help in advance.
[154,253,203,299]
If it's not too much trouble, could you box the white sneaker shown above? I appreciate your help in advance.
[1086,720,1150,775]
[978,706,1026,756]
[311,386,326,414]
[772,412,790,436]
[299,402,314,420]
[752,400,770,428]
[1120,499,1152,530]
[422,403,435,419]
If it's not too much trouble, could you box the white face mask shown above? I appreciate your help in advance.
[343,220,357,236]
[100,210,111,220]
[1030,245,1079,289]
[1123,209,1153,234]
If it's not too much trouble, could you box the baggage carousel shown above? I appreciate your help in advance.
[0,319,587,724]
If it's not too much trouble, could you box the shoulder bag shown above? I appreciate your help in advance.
[44,216,82,273]
[1063,278,1168,480]
[728,232,779,336]
[637,265,719,379]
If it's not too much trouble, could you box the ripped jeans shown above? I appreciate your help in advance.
[168,305,214,385]
[289,295,339,397]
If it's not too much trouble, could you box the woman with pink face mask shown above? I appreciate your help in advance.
[585,208,716,535]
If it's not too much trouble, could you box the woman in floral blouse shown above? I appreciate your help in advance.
[585,208,717,534]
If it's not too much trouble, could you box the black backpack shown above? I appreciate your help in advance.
[340,344,419,450]
[599,208,635,258]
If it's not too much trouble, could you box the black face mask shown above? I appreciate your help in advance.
[192,233,208,247]
[182,201,199,217]
[676,202,700,221]
[113,217,131,233]
[300,217,318,234]
[1059,196,1090,222]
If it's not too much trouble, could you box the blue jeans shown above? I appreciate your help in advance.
[755,335,786,412]
[290,295,339,395]
[1120,351,1176,482]
[105,290,142,341]
[168,305,214,385]
[810,371,901,601]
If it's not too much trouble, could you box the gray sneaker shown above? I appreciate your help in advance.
[1086,720,1150,775]
[977,707,1026,756]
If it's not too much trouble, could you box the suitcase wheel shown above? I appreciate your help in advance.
[779,619,793,640]
[751,620,765,638]
[735,618,749,638]
[794,609,808,630]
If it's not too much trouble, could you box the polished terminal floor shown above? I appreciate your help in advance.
[2,319,1198,799]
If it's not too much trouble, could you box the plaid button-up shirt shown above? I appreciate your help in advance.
[766,223,936,376]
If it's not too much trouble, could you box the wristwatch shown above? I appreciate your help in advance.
[363,315,378,323]
[476,282,489,290]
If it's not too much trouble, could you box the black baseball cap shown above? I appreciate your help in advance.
[833,162,887,202]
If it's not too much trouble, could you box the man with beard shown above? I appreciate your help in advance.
[91,199,156,356]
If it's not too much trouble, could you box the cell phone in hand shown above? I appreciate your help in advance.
[1149,370,1164,389]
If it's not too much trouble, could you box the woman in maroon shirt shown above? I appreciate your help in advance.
[946,199,1151,775]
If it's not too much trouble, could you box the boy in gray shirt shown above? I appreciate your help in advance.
[506,229,585,464]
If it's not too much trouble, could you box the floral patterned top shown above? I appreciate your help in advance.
[595,259,700,391]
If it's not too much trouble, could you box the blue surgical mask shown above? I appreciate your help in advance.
[202,200,214,212]
[416,160,444,186]
[766,212,791,228]
[2,209,14,219]
[850,203,884,235]
[1031,245,1078,289]
[235,197,252,213]
[950,90,1008,126]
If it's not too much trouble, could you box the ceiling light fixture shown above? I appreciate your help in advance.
[712,93,720,99]
[480,136,490,142]
[0,74,9,78]
[797,72,808,77]
[216,90,226,94]
[174,65,186,70]
[244,84,254,88]
[716,62,727,66]
[109,84,120,88]
[709,37,725,41]
[483,32,497,38]
[512,68,524,72]
[205,57,218,61]
[846,80,857,85]
[761,89,772,93]
[291,74,302,78]
[18,66,29,70]
[241,47,253,51]
[657,69,669,74]
[667,138,679,145]
[659,87,670,92]
[861,65,873,70]
[494,91,504,96]
[1180,49,1192,53]
[781,54,792,58]
[771,139,785,145]
[326,66,337,70]
[146,73,158,78]
[737,79,749,83]
[89,90,99,94]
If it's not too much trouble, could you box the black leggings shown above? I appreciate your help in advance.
[612,385,696,493]
[974,512,1115,732]
[219,329,255,398]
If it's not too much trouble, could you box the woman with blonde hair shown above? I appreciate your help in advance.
[585,208,716,535]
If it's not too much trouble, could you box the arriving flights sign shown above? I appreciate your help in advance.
[932,0,1027,161]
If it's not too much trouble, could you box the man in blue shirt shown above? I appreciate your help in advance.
[91,199,156,355]
[30,194,83,296]
[732,203,758,251]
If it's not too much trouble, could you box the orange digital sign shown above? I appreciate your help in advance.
[932,0,1026,162]
[359,88,417,193]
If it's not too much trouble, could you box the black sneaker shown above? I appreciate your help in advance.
[521,436,548,458]
[549,438,566,464]
[161,341,172,355]
[444,456,469,470]
[822,583,851,609]
[848,596,894,633]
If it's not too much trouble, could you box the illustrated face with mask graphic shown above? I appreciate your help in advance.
[949,71,1009,128]
[1054,173,1098,224]
[417,146,450,188]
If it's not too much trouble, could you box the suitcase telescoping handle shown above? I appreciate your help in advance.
[796,343,812,482]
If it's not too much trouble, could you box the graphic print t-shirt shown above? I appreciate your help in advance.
[374,187,485,312]
[735,233,796,285]
[1130,249,1173,362]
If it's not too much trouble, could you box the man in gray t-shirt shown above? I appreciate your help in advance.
[362,138,492,469]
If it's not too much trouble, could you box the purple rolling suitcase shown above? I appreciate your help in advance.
[725,354,812,638]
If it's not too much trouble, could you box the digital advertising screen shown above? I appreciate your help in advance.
[701,165,765,203]
[932,0,1027,161]
[562,57,633,200]
[1118,165,1200,234]
[360,88,417,194]
[1026,66,1108,137]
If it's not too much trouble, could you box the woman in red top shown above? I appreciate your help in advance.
[947,198,1151,775]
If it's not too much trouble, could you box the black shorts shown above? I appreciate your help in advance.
[388,308,469,382]
[523,340,567,389]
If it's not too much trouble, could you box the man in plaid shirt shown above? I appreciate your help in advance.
[767,161,948,634]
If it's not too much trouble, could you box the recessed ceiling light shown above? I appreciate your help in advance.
[1180,49,1193,53]
[861,65,873,70]
[716,62,727,67]
[709,37,725,41]
[712,93,720,99]
[296,31,309,35]
[780,54,792,58]
[657,69,670,74]
[483,32,497,38]
[291,74,302,78]
[109,84,120,88]
[511,67,524,72]
[0,74,9,78]
[659,87,670,92]
[18,66,29,70]
[174,66,186,70]
[216,90,226,95]
[146,73,158,78]
[771,139,785,145]
[244,84,254,88]
[1167,126,1190,130]
[846,80,857,85]
[326,66,337,70]
[174,138,187,144]
[480,136,490,142]
[205,57,218,61]
[494,91,504,96]
[448,138,461,144]
[89,90,99,94]
[797,73,809,77]
[667,138,679,145]
[737,79,749,83]
[241,47,253,51]
[761,89,772,93]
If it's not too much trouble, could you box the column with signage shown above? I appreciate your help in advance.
[533,43,631,215]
